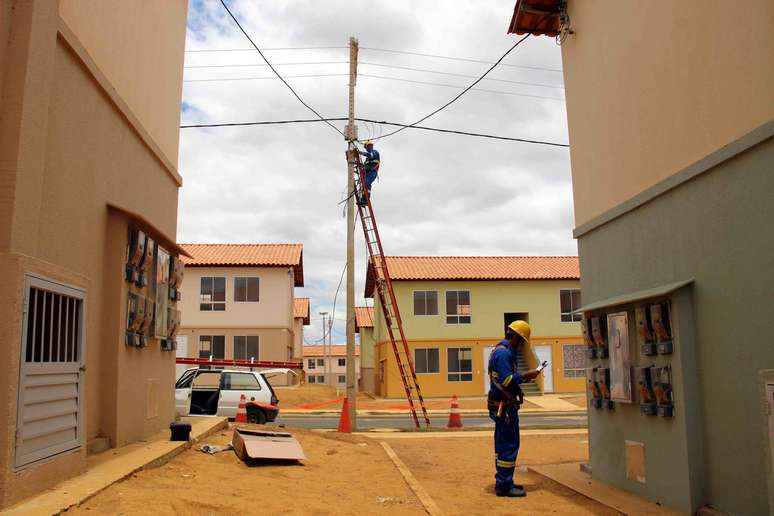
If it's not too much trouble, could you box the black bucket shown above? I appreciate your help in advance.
[169,422,192,441]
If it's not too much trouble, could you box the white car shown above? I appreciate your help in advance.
[175,367,294,424]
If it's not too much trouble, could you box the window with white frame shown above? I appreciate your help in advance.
[317,358,324,367]
[413,291,438,316]
[199,335,225,359]
[308,375,316,383]
[414,348,440,374]
[200,277,226,311]
[562,344,585,378]
[308,358,316,369]
[445,290,471,324]
[338,375,346,383]
[447,347,473,381]
[560,289,582,322]
[234,277,259,302]
[234,336,259,360]
[317,375,325,383]
[338,358,346,367]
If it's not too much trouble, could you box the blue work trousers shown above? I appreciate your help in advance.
[364,170,378,192]
[490,403,520,490]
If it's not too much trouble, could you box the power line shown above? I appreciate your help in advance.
[368,14,550,142]
[217,0,345,138]
[183,45,561,73]
[359,74,564,101]
[183,72,564,101]
[183,60,564,89]
[186,46,347,52]
[184,73,347,83]
[360,47,561,73]
[179,117,569,148]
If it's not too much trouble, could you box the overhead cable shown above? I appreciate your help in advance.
[184,73,348,83]
[184,60,564,89]
[185,46,348,52]
[179,117,569,148]
[218,0,345,138]
[366,14,551,142]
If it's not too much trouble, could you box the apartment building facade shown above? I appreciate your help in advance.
[303,345,361,387]
[510,1,774,513]
[0,0,188,507]
[366,256,583,398]
[178,244,305,385]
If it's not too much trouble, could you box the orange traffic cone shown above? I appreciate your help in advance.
[337,397,351,433]
[235,394,247,424]
[447,395,463,429]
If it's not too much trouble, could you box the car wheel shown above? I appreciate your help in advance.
[247,408,266,425]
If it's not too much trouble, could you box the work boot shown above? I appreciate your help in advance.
[495,485,526,497]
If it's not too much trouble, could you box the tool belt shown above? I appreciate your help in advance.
[487,389,524,413]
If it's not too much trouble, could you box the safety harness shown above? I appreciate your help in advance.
[487,343,524,416]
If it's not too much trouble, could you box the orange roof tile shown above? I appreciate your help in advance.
[507,0,562,37]
[179,243,304,287]
[354,306,374,330]
[303,345,360,358]
[365,256,579,297]
[294,298,310,325]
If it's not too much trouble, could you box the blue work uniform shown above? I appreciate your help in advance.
[359,148,380,193]
[488,340,524,491]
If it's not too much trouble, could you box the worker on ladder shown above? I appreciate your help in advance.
[357,139,380,206]
[488,320,540,498]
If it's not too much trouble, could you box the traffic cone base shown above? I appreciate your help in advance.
[447,394,463,429]
[235,394,247,424]
[338,397,351,433]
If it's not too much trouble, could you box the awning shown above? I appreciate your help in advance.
[575,279,694,314]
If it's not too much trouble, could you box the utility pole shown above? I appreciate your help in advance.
[319,311,328,384]
[344,36,358,431]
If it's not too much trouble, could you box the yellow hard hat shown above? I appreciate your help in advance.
[364,139,374,146]
[507,320,531,343]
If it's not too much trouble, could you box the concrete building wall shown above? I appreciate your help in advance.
[180,266,295,329]
[292,318,304,359]
[579,133,774,514]
[562,0,774,226]
[0,0,187,507]
[58,0,188,163]
[358,326,376,393]
[303,355,361,387]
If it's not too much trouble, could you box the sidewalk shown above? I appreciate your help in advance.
[5,416,227,515]
[281,394,587,417]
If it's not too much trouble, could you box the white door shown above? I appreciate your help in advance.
[218,372,267,418]
[483,346,495,394]
[16,276,85,468]
[174,369,196,416]
[175,335,188,380]
[535,345,553,393]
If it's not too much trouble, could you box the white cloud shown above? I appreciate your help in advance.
[178,0,576,342]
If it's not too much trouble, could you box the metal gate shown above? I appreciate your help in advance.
[15,275,85,468]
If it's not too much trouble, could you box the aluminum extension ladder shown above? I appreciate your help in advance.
[347,147,431,429]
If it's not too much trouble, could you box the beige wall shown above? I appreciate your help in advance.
[0,0,186,507]
[58,0,188,164]
[562,0,774,226]
[180,267,295,329]
[292,318,304,359]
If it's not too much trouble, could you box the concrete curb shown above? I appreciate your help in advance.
[5,417,228,515]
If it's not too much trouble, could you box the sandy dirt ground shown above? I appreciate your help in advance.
[388,433,620,515]
[275,385,539,410]
[68,428,424,516]
[68,428,615,516]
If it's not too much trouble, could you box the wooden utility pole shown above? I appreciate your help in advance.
[344,36,358,431]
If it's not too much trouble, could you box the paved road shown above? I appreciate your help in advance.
[276,414,587,430]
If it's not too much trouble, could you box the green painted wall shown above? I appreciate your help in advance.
[371,279,582,344]
[580,135,774,515]
[358,326,375,368]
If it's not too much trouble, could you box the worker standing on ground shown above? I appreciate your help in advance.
[488,320,540,498]
[357,139,380,206]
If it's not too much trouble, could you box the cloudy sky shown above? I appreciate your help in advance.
[178,0,574,345]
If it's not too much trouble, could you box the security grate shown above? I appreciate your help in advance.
[16,277,85,468]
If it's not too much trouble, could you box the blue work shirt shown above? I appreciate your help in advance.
[488,340,523,401]
[360,148,380,173]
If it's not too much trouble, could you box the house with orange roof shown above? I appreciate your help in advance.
[355,306,376,392]
[177,244,308,385]
[365,256,584,397]
[302,345,360,387]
